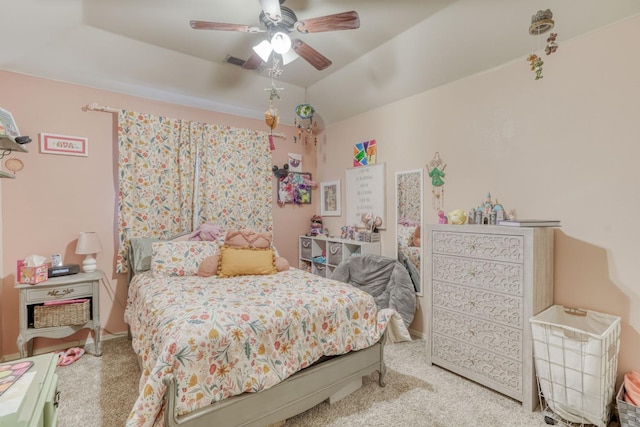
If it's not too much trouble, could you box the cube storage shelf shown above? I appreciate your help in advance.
[299,235,380,278]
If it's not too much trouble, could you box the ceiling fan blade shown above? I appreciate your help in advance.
[190,20,264,33]
[294,11,360,33]
[242,52,264,70]
[291,39,332,71]
[259,0,282,24]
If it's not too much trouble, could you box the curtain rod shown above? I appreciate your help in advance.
[84,102,287,140]
[84,102,119,113]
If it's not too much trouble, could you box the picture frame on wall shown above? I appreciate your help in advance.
[276,172,313,205]
[40,133,89,157]
[320,180,341,216]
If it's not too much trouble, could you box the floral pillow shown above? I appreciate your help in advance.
[397,225,417,248]
[151,241,219,277]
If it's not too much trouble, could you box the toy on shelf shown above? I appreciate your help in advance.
[468,192,509,225]
[309,215,323,236]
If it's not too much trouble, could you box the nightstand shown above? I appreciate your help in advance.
[15,270,103,359]
[0,353,59,427]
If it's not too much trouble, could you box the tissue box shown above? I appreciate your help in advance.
[20,264,48,284]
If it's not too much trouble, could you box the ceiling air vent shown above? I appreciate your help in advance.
[225,55,246,67]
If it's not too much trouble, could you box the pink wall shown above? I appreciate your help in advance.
[319,15,640,380]
[0,71,317,358]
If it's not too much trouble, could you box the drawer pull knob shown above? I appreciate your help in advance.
[47,288,74,297]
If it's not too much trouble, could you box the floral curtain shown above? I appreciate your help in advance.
[195,123,272,233]
[117,111,272,273]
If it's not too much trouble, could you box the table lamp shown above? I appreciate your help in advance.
[75,232,102,273]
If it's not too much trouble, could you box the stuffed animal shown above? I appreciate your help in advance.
[310,215,323,236]
[412,225,421,247]
[188,222,225,242]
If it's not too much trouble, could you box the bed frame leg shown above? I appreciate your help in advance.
[378,339,387,387]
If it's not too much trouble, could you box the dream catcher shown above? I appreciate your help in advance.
[427,152,446,212]
[294,103,317,145]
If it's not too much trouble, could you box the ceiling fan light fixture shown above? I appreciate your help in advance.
[271,31,291,55]
[253,40,273,62]
[281,48,299,65]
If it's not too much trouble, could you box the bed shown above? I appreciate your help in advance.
[124,238,408,427]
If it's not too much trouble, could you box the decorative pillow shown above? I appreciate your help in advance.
[217,246,277,278]
[412,225,421,247]
[275,256,290,272]
[197,255,220,277]
[151,241,219,277]
[128,232,190,275]
[397,225,416,248]
[224,228,272,249]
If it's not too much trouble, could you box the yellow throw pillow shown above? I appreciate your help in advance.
[217,246,277,278]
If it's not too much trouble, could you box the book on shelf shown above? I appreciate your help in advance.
[498,219,561,227]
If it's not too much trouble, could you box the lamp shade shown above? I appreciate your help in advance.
[76,232,103,255]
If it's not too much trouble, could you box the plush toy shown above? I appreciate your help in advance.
[448,209,467,225]
[412,225,421,247]
[361,212,382,232]
[310,215,323,236]
[197,228,290,277]
[188,222,225,242]
[438,210,448,224]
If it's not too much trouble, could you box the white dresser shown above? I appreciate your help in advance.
[426,224,554,411]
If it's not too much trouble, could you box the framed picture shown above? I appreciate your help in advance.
[320,180,341,216]
[40,133,88,157]
[276,172,313,205]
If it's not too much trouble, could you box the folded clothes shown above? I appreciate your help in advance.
[56,347,85,366]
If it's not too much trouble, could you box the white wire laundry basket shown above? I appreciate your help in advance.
[530,305,621,427]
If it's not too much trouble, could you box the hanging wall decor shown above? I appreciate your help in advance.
[353,139,376,167]
[288,153,302,172]
[294,104,317,145]
[526,9,559,80]
[276,172,316,206]
[427,152,446,212]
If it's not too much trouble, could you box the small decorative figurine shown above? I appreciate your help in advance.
[545,33,559,55]
[438,210,448,224]
[527,54,544,80]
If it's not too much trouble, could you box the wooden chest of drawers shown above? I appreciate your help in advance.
[426,224,554,411]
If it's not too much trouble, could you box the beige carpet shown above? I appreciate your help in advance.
[56,337,558,426]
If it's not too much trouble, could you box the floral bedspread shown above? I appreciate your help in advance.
[401,245,421,271]
[124,268,394,427]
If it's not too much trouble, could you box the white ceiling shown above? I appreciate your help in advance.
[2,0,639,126]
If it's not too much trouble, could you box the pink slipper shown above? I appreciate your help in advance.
[56,347,85,366]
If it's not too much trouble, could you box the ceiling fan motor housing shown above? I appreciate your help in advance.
[260,6,297,33]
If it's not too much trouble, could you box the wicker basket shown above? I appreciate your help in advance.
[34,300,90,328]
[618,384,640,427]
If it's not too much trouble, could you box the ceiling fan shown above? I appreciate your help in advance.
[190,0,360,71]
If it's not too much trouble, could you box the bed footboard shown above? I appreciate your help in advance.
[162,340,386,427]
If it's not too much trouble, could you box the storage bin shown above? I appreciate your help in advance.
[328,242,343,266]
[34,300,90,328]
[530,305,621,427]
[300,238,312,259]
[617,384,640,427]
